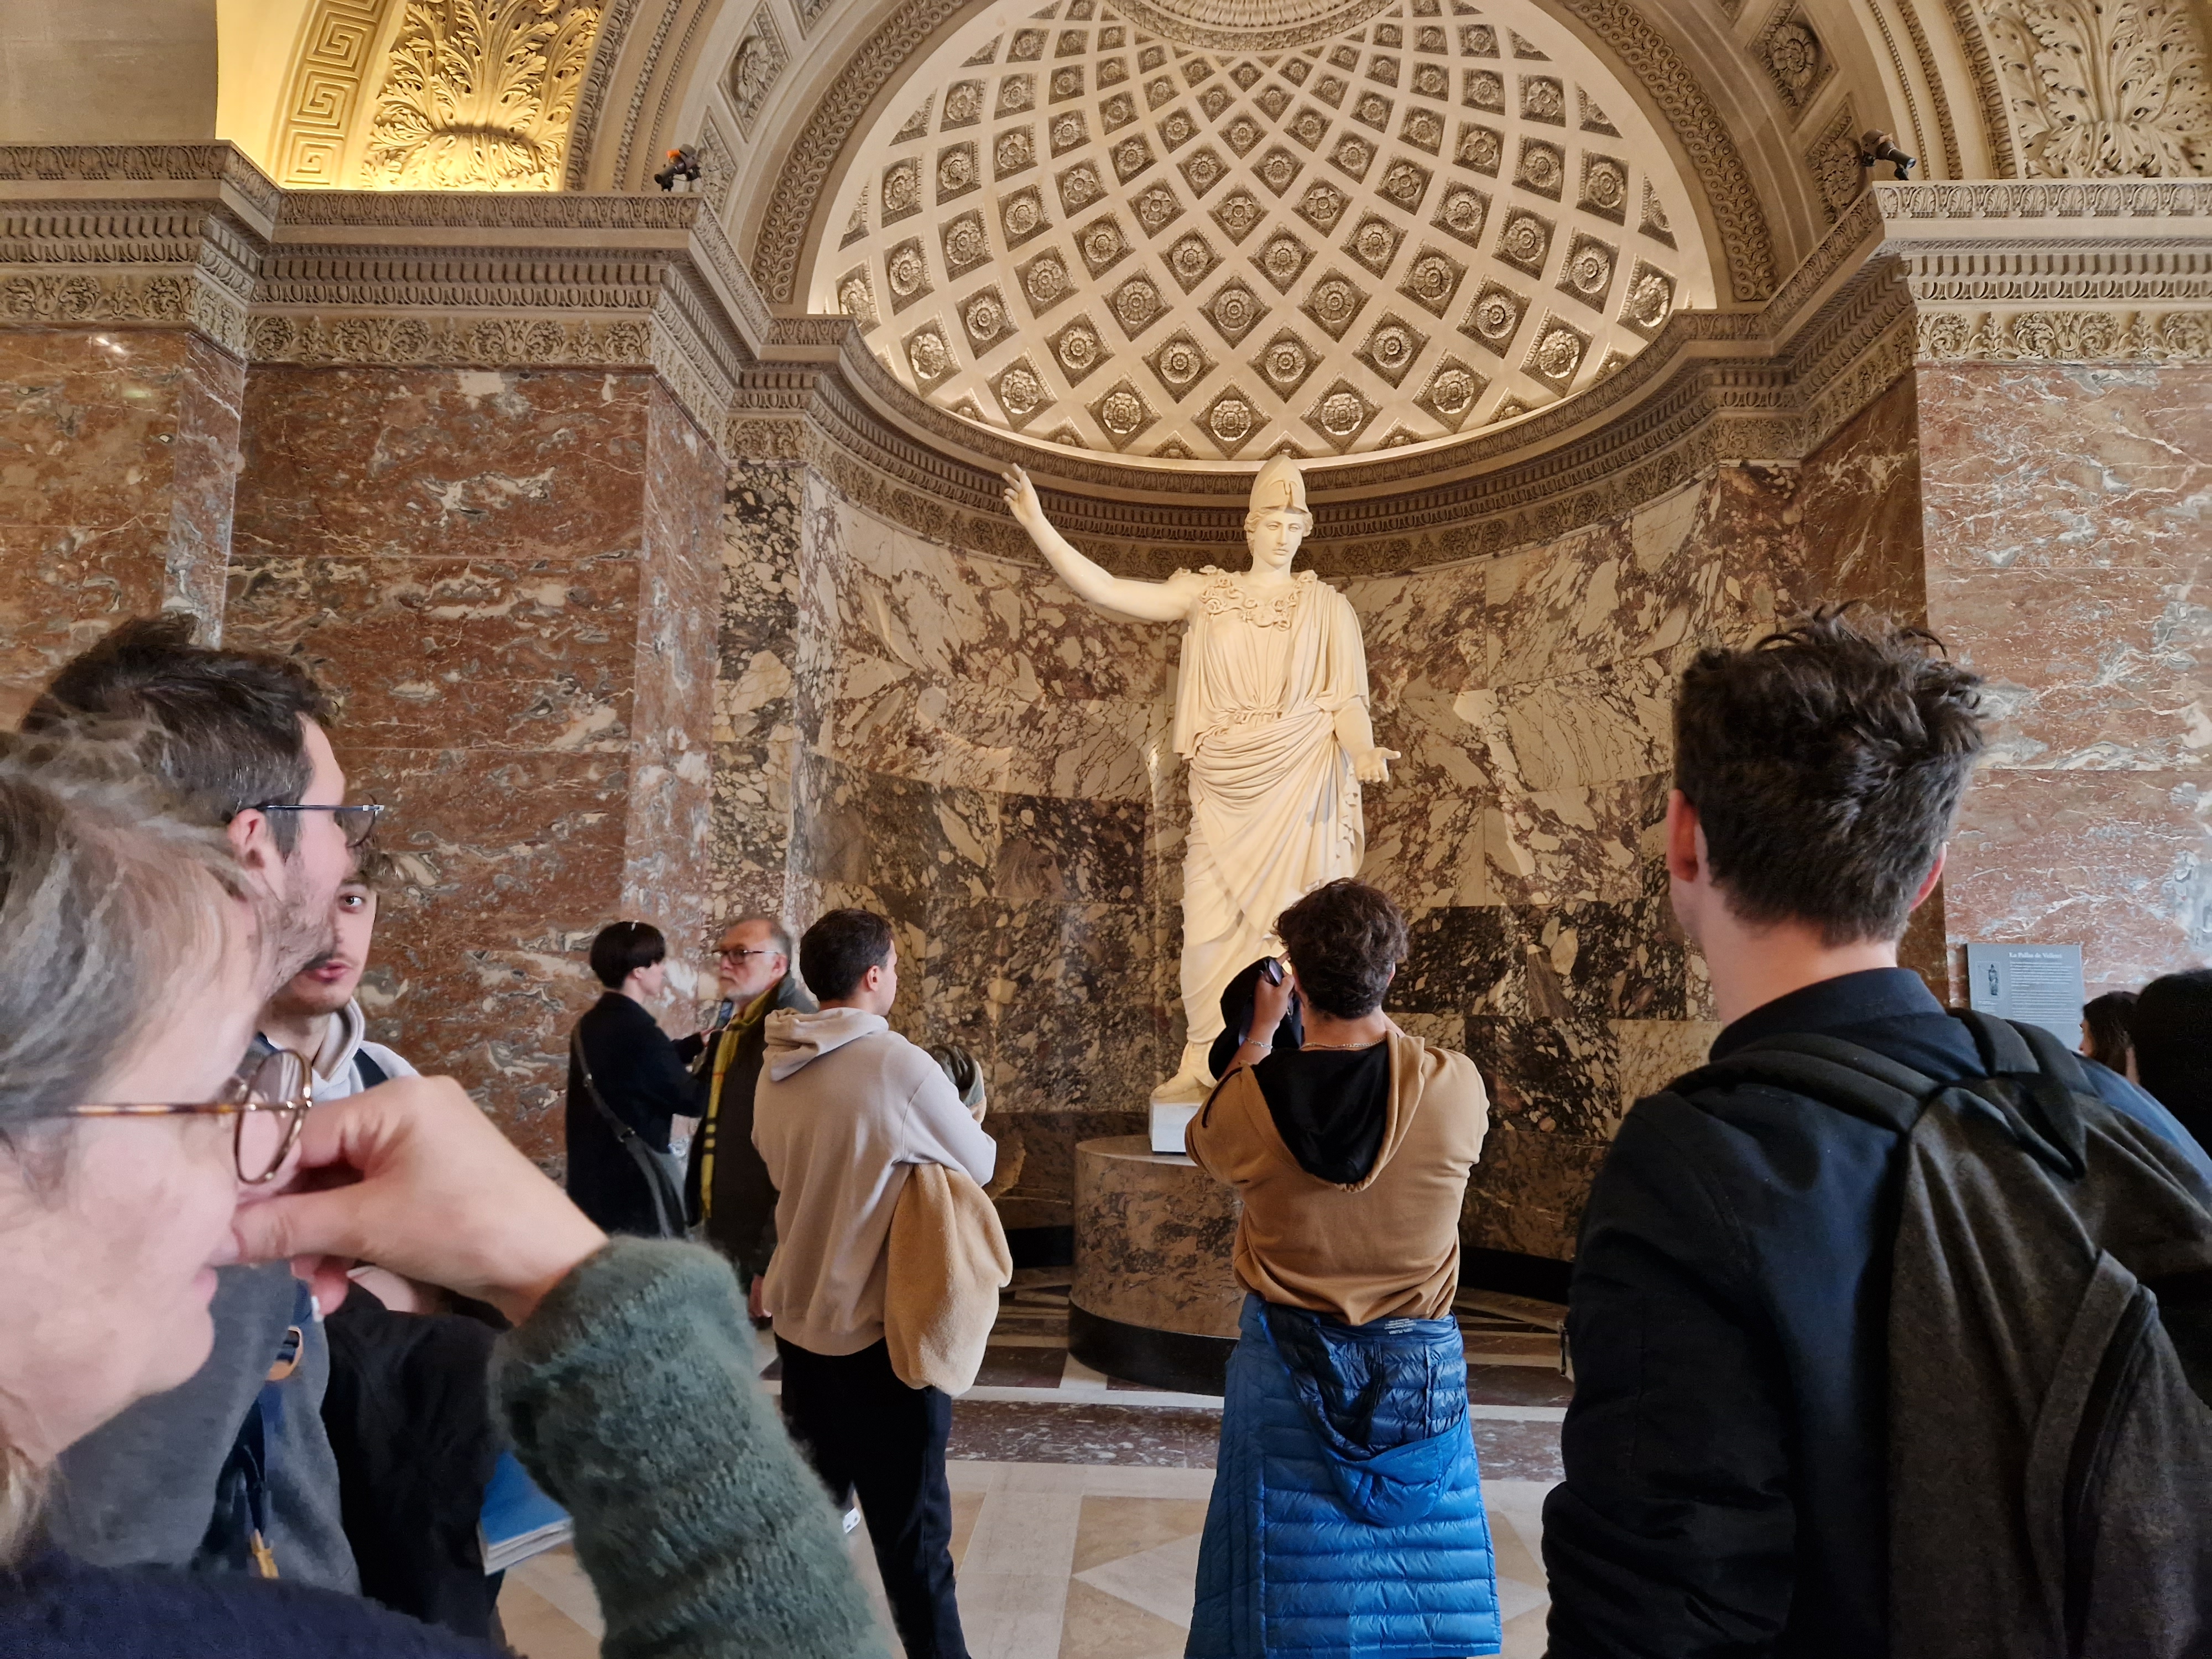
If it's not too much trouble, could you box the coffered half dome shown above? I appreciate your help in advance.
[811,0,1715,466]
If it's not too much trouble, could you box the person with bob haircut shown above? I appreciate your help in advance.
[0,732,884,1656]
[2132,968,2212,1152]
[1184,877,1498,1659]
[564,921,700,1237]
[2079,988,2138,1080]
[1542,609,2212,1659]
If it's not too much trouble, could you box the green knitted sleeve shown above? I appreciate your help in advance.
[492,1238,889,1659]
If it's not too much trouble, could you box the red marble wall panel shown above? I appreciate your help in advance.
[0,327,241,720]
[227,364,716,1164]
[1921,361,2212,995]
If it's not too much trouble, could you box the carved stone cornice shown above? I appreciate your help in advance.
[0,152,274,357]
[1871,179,2212,220]
[0,147,755,434]
[0,144,285,227]
[7,150,2210,570]
[1864,180,2212,362]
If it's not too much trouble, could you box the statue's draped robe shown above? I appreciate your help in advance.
[1172,568,1368,1059]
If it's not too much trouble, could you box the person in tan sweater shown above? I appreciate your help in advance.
[1184,878,1500,1658]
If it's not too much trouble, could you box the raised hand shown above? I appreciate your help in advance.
[1000,465,1050,538]
[231,1075,607,1326]
[1249,960,1297,1042]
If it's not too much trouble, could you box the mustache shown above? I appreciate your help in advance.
[261,898,338,998]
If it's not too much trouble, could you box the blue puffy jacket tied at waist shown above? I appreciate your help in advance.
[1187,1294,1501,1658]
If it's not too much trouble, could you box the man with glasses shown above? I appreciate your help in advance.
[677,915,815,1319]
[25,612,374,1593]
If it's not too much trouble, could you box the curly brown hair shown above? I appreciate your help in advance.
[1275,878,1408,1019]
[1674,606,1985,945]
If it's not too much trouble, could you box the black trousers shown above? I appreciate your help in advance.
[776,1337,968,1659]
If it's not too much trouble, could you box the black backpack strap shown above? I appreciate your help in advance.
[1949,1008,2092,1177]
[1666,1031,1942,1137]
[1953,1006,2091,1091]
[352,1047,388,1091]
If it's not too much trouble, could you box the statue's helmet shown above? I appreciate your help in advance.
[1247,455,1308,517]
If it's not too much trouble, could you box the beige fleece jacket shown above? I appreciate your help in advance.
[753,1007,998,1358]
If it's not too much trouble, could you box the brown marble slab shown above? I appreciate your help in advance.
[1074,1136,1245,1340]
[1921,361,2212,999]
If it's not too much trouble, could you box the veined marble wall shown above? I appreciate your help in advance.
[1358,373,1929,1259]
[1923,362,2212,997]
[227,367,721,1164]
[717,378,1932,1254]
[0,327,242,722]
[717,461,1181,1228]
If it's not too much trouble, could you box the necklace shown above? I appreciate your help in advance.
[1301,1037,1384,1051]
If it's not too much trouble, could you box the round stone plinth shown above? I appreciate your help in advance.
[1071,1135,1244,1394]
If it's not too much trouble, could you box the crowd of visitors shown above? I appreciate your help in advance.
[1,600,2206,1659]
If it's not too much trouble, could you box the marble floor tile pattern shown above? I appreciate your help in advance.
[503,1270,1567,1657]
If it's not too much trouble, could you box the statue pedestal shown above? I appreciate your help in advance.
[1070,1135,1243,1395]
[1148,1099,1200,1153]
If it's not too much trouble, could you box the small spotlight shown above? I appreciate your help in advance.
[1859,130,1916,180]
[655,146,704,192]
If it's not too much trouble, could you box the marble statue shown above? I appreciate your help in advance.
[1002,456,1396,1103]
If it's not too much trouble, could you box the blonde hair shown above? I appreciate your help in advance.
[0,728,257,1564]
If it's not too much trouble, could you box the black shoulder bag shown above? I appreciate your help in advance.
[570,1029,688,1238]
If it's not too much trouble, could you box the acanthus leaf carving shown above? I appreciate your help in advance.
[1984,0,2212,176]
[363,0,604,190]
[1916,305,2212,357]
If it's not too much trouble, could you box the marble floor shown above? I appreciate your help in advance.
[500,1271,1567,1658]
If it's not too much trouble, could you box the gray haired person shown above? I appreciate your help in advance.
[0,731,884,1657]
[677,914,816,1313]
[25,616,371,1592]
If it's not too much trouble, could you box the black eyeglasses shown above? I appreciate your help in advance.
[251,802,385,848]
[718,947,781,963]
[47,1047,315,1185]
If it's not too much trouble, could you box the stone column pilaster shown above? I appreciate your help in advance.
[1877,181,2212,997]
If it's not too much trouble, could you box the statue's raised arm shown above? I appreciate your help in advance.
[1001,467,1192,624]
[998,455,1399,1110]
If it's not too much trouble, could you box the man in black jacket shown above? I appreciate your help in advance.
[679,914,815,1313]
[1542,609,2212,1659]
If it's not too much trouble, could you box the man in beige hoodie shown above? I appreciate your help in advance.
[753,907,997,1659]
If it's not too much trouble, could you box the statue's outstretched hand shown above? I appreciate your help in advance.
[1353,746,1400,784]
[1001,465,1048,537]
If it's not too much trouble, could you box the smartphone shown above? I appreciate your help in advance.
[1260,958,1284,985]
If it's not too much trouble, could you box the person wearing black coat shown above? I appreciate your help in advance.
[564,922,702,1238]
[675,915,815,1291]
